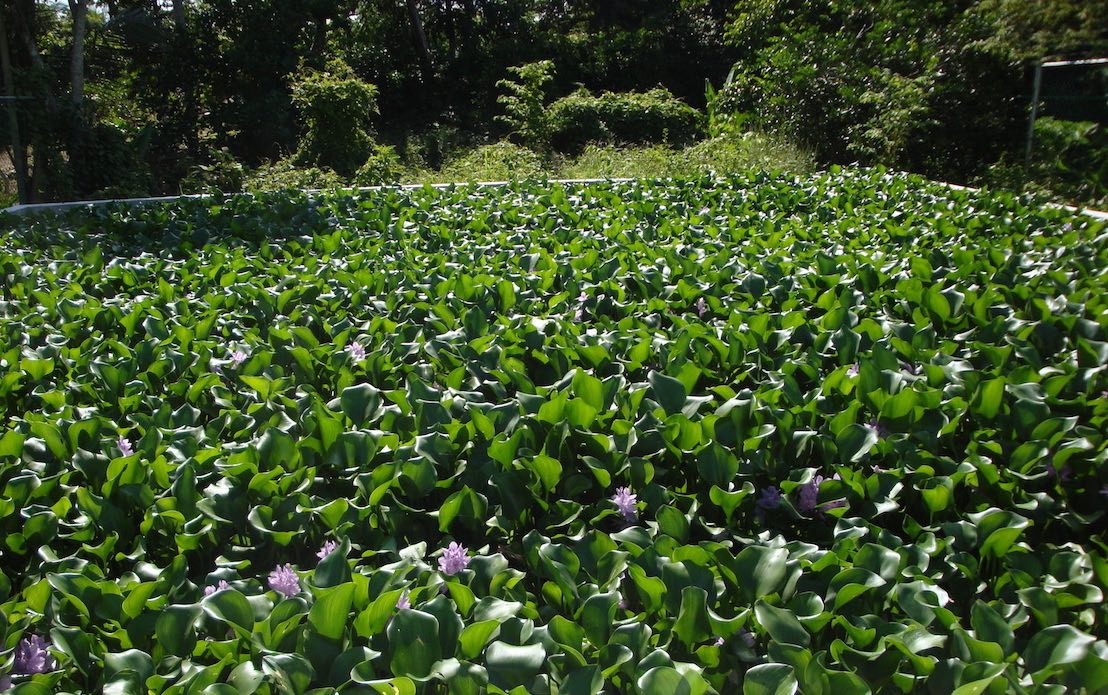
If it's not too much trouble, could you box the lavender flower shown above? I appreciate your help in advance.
[847,363,859,377]
[612,487,638,522]
[756,486,782,510]
[900,361,919,375]
[346,342,366,361]
[438,542,470,575]
[317,540,339,560]
[13,635,54,675]
[397,590,411,610]
[117,436,134,457]
[713,636,725,646]
[1101,484,1108,498]
[695,297,708,317]
[797,475,825,514]
[204,580,230,596]
[267,564,300,598]
[230,349,248,366]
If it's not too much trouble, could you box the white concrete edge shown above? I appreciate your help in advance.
[938,180,1108,221]
[3,174,1106,221]
[1,178,637,217]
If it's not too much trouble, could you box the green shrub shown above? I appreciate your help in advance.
[556,132,812,180]
[547,87,703,152]
[179,147,246,194]
[496,61,556,149]
[436,141,547,182]
[244,157,346,192]
[290,59,379,176]
[353,145,404,186]
[986,117,1108,207]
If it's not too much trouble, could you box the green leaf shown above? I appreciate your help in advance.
[1023,625,1095,674]
[458,620,501,660]
[387,609,441,679]
[649,371,688,416]
[309,582,355,641]
[743,663,798,695]
[755,601,809,646]
[836,424,878,463]
[485,641,546,690]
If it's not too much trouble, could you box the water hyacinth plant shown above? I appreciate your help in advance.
[0,171,1105,693]
[438,542,470,575]
[267,564,300,598]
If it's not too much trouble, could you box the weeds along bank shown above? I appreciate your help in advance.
[0,170,1106,693]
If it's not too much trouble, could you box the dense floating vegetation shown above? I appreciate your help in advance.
[0,170,1105,693]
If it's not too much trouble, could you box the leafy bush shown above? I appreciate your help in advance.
[244,157,346,192]
[1,172,1105,693]
[352,144,404,186]
[179,147,246,194]
[1023,117,1108,205]
[435,141,546,182]
[290,59,380,176]
[557,132,812,179]
[496,60,556,148]
[547,87,704,152]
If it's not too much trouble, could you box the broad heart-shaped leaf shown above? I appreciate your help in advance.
[754,601,809,646]
[835,424,878,463]
[1023,625,1095,675]
[309,582,355,641]
[674,586,711,647]
[636,666,711,695]
[485,641,546,690]
[971,378,1006,419]
[438,486,488,532]
[387,609,441,679]
[733,546,788,604]
[560,665,604,695]
[696,442,740,487]
[201,589,255,638]
[340,383,382,426]
[458,620,501,660]
[155,604,201,657]
[743,663,798,695]
[649,371,688,416]
[263,653,315,694]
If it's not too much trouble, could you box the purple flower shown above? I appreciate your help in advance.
[267,564,300,598]
[0,674,10,691]
[847,363,859,377]
[397,590,411,610]
[117,436,134,457]
[438,542,470,575]
[346,342,366,361]
[1100,484,1108,498]
[13,635,54,675]
[612,487,638,522]
[230,349,248,366]
[900,361,919,375]
[713,636,725,646]
[797,475,825,514]
[204,580,230,596]
[756,486,782,510]
[695,297,708,317]
[317,540,339,560]
[618,596,628,610]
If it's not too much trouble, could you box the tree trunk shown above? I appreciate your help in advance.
[0,8,29,204]
[171,0,187,34]
[68,0,88,105]
[405,0,433,83]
